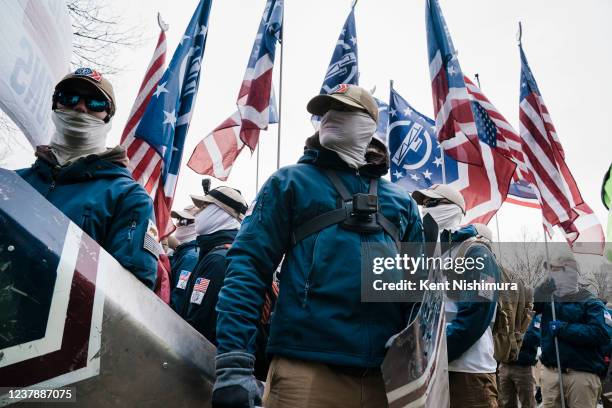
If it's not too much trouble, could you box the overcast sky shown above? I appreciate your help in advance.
[5,0,612,244]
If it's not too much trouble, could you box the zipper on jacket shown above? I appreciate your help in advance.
[302,280,310,308]
[127,212,138,241]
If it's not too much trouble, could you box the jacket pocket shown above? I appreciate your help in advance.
[126,211,138,242]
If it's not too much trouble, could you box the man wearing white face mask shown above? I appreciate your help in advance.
[211,84,424,408]
[17,68,158,290]
[534,254,610,407]
[413,184,501,408]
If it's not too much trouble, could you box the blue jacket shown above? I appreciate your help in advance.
[17,146,158,289]
[535,289,610,375]
[215,139,424,367]
[443,226,500,363]
[170,240,200,314]
[513,314,541,367]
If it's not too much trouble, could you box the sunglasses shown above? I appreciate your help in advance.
[423,198,453,208]
[177,218,194,227]
[54,91,110,113]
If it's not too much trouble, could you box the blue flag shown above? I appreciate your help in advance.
[312,6,358,128]
[388,85,458,192]
[135,0,213,194]
[374,97,389,144]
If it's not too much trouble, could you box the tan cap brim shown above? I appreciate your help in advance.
[170,209,195,220]
[411,189,446,205]
[307,93,365,116]
[190,194,212,208]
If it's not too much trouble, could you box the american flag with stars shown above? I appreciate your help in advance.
[124,0,213,239]
[187,0,282,180]
[518,45,604,253]
[193,277,210,293]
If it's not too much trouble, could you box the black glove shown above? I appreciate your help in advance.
[212,351,263,408]
[534,277,556,301]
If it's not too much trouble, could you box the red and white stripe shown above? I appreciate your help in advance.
[429,51,482,166]
[445,78,518,225]
[187,53,276,180]
[519,91,604,253]
[119,29,173,236]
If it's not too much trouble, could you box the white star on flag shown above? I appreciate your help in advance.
[410,173,420,181]
[403,106,413,116]
[389,108,397,117]
[199,25,208,36]
[350,36,357,45]
[393,170,404,179]
[423,169,433,179]
[447,65,457,76]
[163,110,177,128]
[153,82,169,98]
[433,156,443,167]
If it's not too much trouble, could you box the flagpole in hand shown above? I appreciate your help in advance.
[543,224,566,408]
[275,4,285,170]
[157,12,169,32]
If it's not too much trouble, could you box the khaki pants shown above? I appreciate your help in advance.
[541,365,601,408]
[263,356,388,408]
[449,371,498,408]
[498,363,536,408]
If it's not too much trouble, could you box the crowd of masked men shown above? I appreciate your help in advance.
[14,67,612,407]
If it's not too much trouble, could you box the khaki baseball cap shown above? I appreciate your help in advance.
[55,68,116,117]
[170,204,200,221]
[412,184,466,214]
[191,186,248,221]
[307,84,379,123]
[544,254,579,270]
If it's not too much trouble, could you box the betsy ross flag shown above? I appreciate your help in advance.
[128,0,213,238]
[311,4,358,129]
[120,20,167,145]
[425,0,482,166]
[519,45,604,253]
[188,0,282,180]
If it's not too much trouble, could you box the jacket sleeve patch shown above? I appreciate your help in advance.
[190,277,210,305]
[143,219,161,258]
[176,270,191,289]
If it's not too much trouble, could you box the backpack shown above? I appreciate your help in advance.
[452,236,534,363]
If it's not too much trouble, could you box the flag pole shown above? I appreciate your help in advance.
[256,144,260,191]
[275,4,285,170]
[543,225,566,408]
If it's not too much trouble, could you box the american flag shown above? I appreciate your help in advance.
[518,45,604,254]
[425,0,517,224]
[193,277,210,293]
[126,0,212,239]
[187,0,282,180]
[311,4,358,129]
[425,0,482,166]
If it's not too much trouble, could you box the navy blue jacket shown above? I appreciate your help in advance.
[443,226,500,363]
[535,289,610,375]
[184,229,237,341]
[215,140,424,368]
[17,146,158,289]
[513,314,541,367]
[170,240,200,314]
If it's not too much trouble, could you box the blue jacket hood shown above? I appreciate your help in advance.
[196,229,237,257]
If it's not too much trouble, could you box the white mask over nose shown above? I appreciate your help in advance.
[319,109,376,169]
[173,224,197,245]
[552,264,579,297]
[421,203,463,231]
[50,109,111,165]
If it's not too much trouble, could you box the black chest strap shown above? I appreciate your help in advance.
[290,169,400,248]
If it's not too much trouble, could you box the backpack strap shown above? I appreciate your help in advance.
[368,177,401,248]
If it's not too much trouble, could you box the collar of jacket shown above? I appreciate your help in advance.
[196,229,238,257]
[175,239,199,254]
[31,145,132,183]
[440,225,478,245]
[556,287,595,302]
[298,133,389,178]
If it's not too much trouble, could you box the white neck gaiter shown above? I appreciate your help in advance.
[50,109,111,165]
[421,204,463,232]
[195,204,241,236]
[173,224,197,245]
[319,110,376,169]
